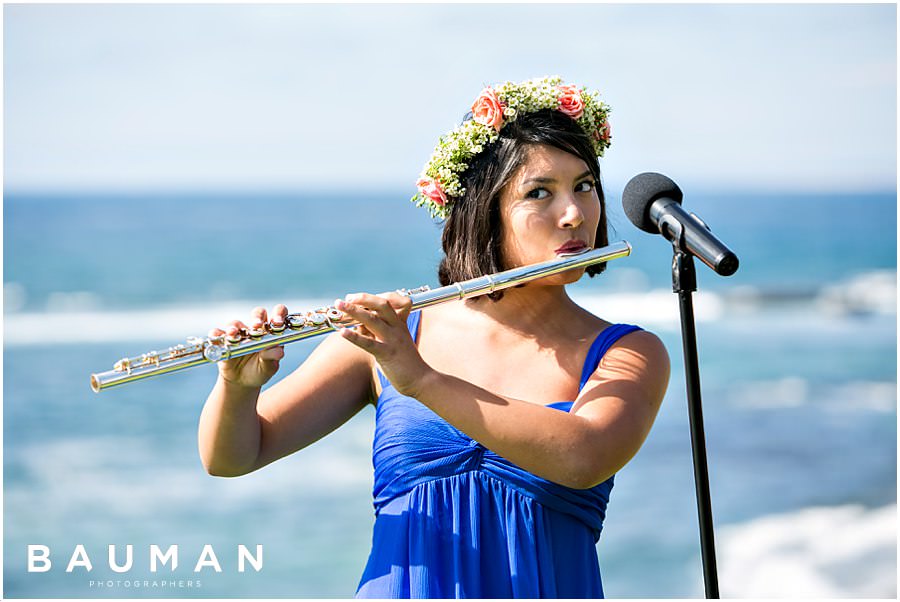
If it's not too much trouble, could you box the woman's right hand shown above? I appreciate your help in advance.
[208,304,289,389]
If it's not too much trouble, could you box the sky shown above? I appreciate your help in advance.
[3,3,897,195]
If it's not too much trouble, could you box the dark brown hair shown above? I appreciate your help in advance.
[437,109,608,295]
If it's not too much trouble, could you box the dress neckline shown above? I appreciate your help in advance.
[546,400,575,412]
[407,311,615,413]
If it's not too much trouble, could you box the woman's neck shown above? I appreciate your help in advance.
[462,283,590,340]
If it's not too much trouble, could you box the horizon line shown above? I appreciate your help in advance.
[5,183,898,199]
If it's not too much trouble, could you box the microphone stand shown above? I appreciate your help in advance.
[668,226,720,598]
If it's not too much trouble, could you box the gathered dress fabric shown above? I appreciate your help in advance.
[356,311,642,598]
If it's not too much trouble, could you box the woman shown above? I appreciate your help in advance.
[199,76,670,598]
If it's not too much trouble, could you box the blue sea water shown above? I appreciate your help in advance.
[4,189,897,598]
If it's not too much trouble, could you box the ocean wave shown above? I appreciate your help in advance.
[574,289,725,326]
[729,376,811,409]
[818,269,897,316]
[7,412,376,527]
[724,269,897,316]
[3,297,336,346]
[718,504,897,597]
[4,290,728,346]
[5,270,895,346]
[727,377,897,412]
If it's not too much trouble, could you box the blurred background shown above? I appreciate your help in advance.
[4,3,896,598]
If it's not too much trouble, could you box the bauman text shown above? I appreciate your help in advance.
[27,544,263,573]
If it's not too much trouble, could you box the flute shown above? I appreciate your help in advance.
[89,241,631,392]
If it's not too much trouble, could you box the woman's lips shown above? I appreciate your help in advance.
[555,240,589,254]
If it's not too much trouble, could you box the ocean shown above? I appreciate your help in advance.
[4,189,897,598]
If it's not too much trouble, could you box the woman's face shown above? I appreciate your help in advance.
[498,144,601,280]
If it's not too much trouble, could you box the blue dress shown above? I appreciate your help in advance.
[356,311,641,598]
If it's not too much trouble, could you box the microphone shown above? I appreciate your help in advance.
[622,172,739,276]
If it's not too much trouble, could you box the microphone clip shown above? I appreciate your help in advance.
[672,249,698,294]
[658,214,699,293]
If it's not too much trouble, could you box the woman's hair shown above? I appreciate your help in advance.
[437,109,609,294]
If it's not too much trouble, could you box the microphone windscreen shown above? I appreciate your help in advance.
[622,172,684,233]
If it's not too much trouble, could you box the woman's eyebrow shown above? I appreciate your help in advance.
[521,170,593,186]
[521,176,556,186]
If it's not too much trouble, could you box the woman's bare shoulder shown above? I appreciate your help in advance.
[599,328,670,391]
[616,327,668,359]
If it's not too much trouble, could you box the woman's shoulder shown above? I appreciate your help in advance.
[598,326,670,394]
[573,305,667,364]
[613,327,668,359]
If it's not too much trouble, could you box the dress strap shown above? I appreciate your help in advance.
[406,310,422,343]
[578,323,643,391]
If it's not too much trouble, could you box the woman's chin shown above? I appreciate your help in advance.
[524,269,586,288]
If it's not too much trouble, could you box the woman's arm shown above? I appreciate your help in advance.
[198,305,376,477]
[338,293,670,489]
[419,330,668,488]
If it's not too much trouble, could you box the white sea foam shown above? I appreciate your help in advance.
[45,290,104,313]
[727,377,897,412]
[718,504,897,598]
[5,270,895,346]
[720,269,897,317]
[575,289,724,327]
[7,412,376,529]
[818,269,897,316]
[4,290,730,346]
[729,376,811,409]
[4,281,28,313]
[3,297,335,346]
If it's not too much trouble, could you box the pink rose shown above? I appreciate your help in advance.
[471,87,504,131]
[417,177,448,207]
[557,84,584,119]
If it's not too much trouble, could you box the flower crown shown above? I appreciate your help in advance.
[412,75,612,220]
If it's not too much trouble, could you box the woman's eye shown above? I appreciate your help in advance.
[526,187,550,200]
[575,180,595,193]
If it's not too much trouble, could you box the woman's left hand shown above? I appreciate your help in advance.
[335,292,433,398]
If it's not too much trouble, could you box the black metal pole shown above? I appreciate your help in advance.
[672,250,720,598]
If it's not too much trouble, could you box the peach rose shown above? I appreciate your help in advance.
[594,121,610,144]
[417,177,448,207]
[471,87,504,131]
[596,120,611,143]
[557,84,584,119]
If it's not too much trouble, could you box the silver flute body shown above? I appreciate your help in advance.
[90,241,631,392]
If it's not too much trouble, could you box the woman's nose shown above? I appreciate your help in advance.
[559,197,584,229]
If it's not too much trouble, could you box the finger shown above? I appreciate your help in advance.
[339,324,380,352]
[227,320,248,335]
[381,292,413,320]
[344,293,402,326]
[271,304,288,326]
[222,320,248,342]
[344,292,390,310]
[259,345,285,361]
[208,327,226,338]
[251,306,268,328]
[336,299,385,335]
